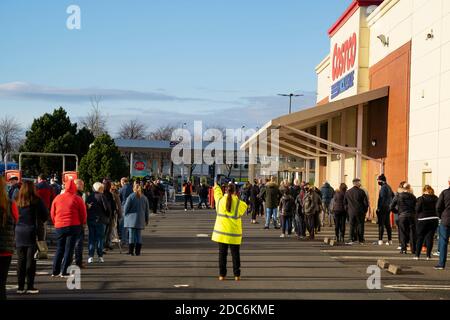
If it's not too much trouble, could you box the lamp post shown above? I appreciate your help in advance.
[278,93,304,114]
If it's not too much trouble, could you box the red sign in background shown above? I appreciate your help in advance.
[332,32,357,82]
[134,161,146,171]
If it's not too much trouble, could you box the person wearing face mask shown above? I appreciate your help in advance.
[375,174,395,246]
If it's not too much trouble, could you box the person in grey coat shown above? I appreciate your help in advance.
[123,183,150,256]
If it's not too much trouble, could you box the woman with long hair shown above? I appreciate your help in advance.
[0,176,19,300]
[332,183,348,243]
[123,183,150,256]
[415,185,439,260]
[212,182,247,281]
[15,180,48,294]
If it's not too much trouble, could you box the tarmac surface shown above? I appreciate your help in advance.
[5,206,450,300]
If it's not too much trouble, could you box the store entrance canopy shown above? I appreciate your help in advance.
[241,86,389,165]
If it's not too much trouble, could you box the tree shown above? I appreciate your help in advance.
[0,116,23,160]
[81,96,108,137]
[79,133,128,189]
[118,119,147,139]
[148,124,177,141]
[20,107,95,177]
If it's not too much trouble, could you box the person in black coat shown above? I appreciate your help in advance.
[376,174,395,245]
[415,185,439,260]
[86,183,110,263]
[390,182,417,254]
[15,181,48,294]
[332,183,347,243]
[344,178,369,244]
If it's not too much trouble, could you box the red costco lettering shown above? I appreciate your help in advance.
[332,32,357,81]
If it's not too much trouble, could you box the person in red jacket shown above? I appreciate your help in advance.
[35,174,55,242]
[50,179,87,277]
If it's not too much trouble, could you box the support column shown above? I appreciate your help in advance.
[315,124,321,186]
[326,118,332,183]
[305,159,310,184]
[248,140,257,182]
[340,112,347,184]
[130,151,134,178]
[356,104,363,180]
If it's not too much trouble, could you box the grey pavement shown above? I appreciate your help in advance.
[6,208,450,300]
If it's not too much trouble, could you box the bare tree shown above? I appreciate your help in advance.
[81,96,108,137]
[148,124,177,141]
[118,119,147,139]
[0,116,23,160]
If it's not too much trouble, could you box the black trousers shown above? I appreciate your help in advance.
[398,215,417,253]
[416,219,439,258]
[305,215,315,239]
[250,200,258,220]
[75,228,84,266]
[0,256,12,300]
[16,245,37,290]
[377,209,392,241]
[184,195,193,210]
[349,214,365,242]
[153,197,159,213]
[218,243,240,277]
[334,212,347,241]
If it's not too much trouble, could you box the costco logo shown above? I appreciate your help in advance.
[331,32,357,98]
[134,161,146,171]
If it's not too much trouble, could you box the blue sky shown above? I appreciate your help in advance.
[0,0,351,135]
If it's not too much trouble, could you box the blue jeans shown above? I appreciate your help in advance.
[280,216,292,234]
[88,222,106,258]
[128,228,142,244]
[52,225,81,276]
[265,207,278,228]
[294,213,306,236]
[438,223,449,268]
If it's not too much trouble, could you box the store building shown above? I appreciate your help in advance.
[242,0,450,211]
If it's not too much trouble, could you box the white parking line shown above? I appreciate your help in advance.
[385,284,450,291]
[330,256,420,260]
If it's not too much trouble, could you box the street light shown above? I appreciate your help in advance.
[278,93,304,114]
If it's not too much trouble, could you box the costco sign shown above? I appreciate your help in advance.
[331,32,357,99]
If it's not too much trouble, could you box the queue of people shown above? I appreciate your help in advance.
[0,175,153,299]
[240,174,449,270]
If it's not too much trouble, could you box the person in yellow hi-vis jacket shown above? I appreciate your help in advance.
[212,182,247,281]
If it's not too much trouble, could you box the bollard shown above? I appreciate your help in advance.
[377,259,389,269]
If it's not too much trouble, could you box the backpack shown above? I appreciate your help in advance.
[303,192,315,216]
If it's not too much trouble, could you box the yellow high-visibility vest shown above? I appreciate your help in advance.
[211,186,247,245]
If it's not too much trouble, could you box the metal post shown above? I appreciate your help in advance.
[289,95,292,114]
[356,104,364,179]
[326,118,333,183]
[62,156,66,173]
[130,151,134,178]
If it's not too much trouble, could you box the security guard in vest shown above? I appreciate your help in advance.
[212,181,247,281]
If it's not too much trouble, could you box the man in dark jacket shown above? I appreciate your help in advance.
[198,183,210,209]
[249,180,260,224]
[260,177,281,229]
[344,178,369,244]
[320,182,334,227]
[119,177,133,245]
[435,177,450,270]
[376,174,394,246]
